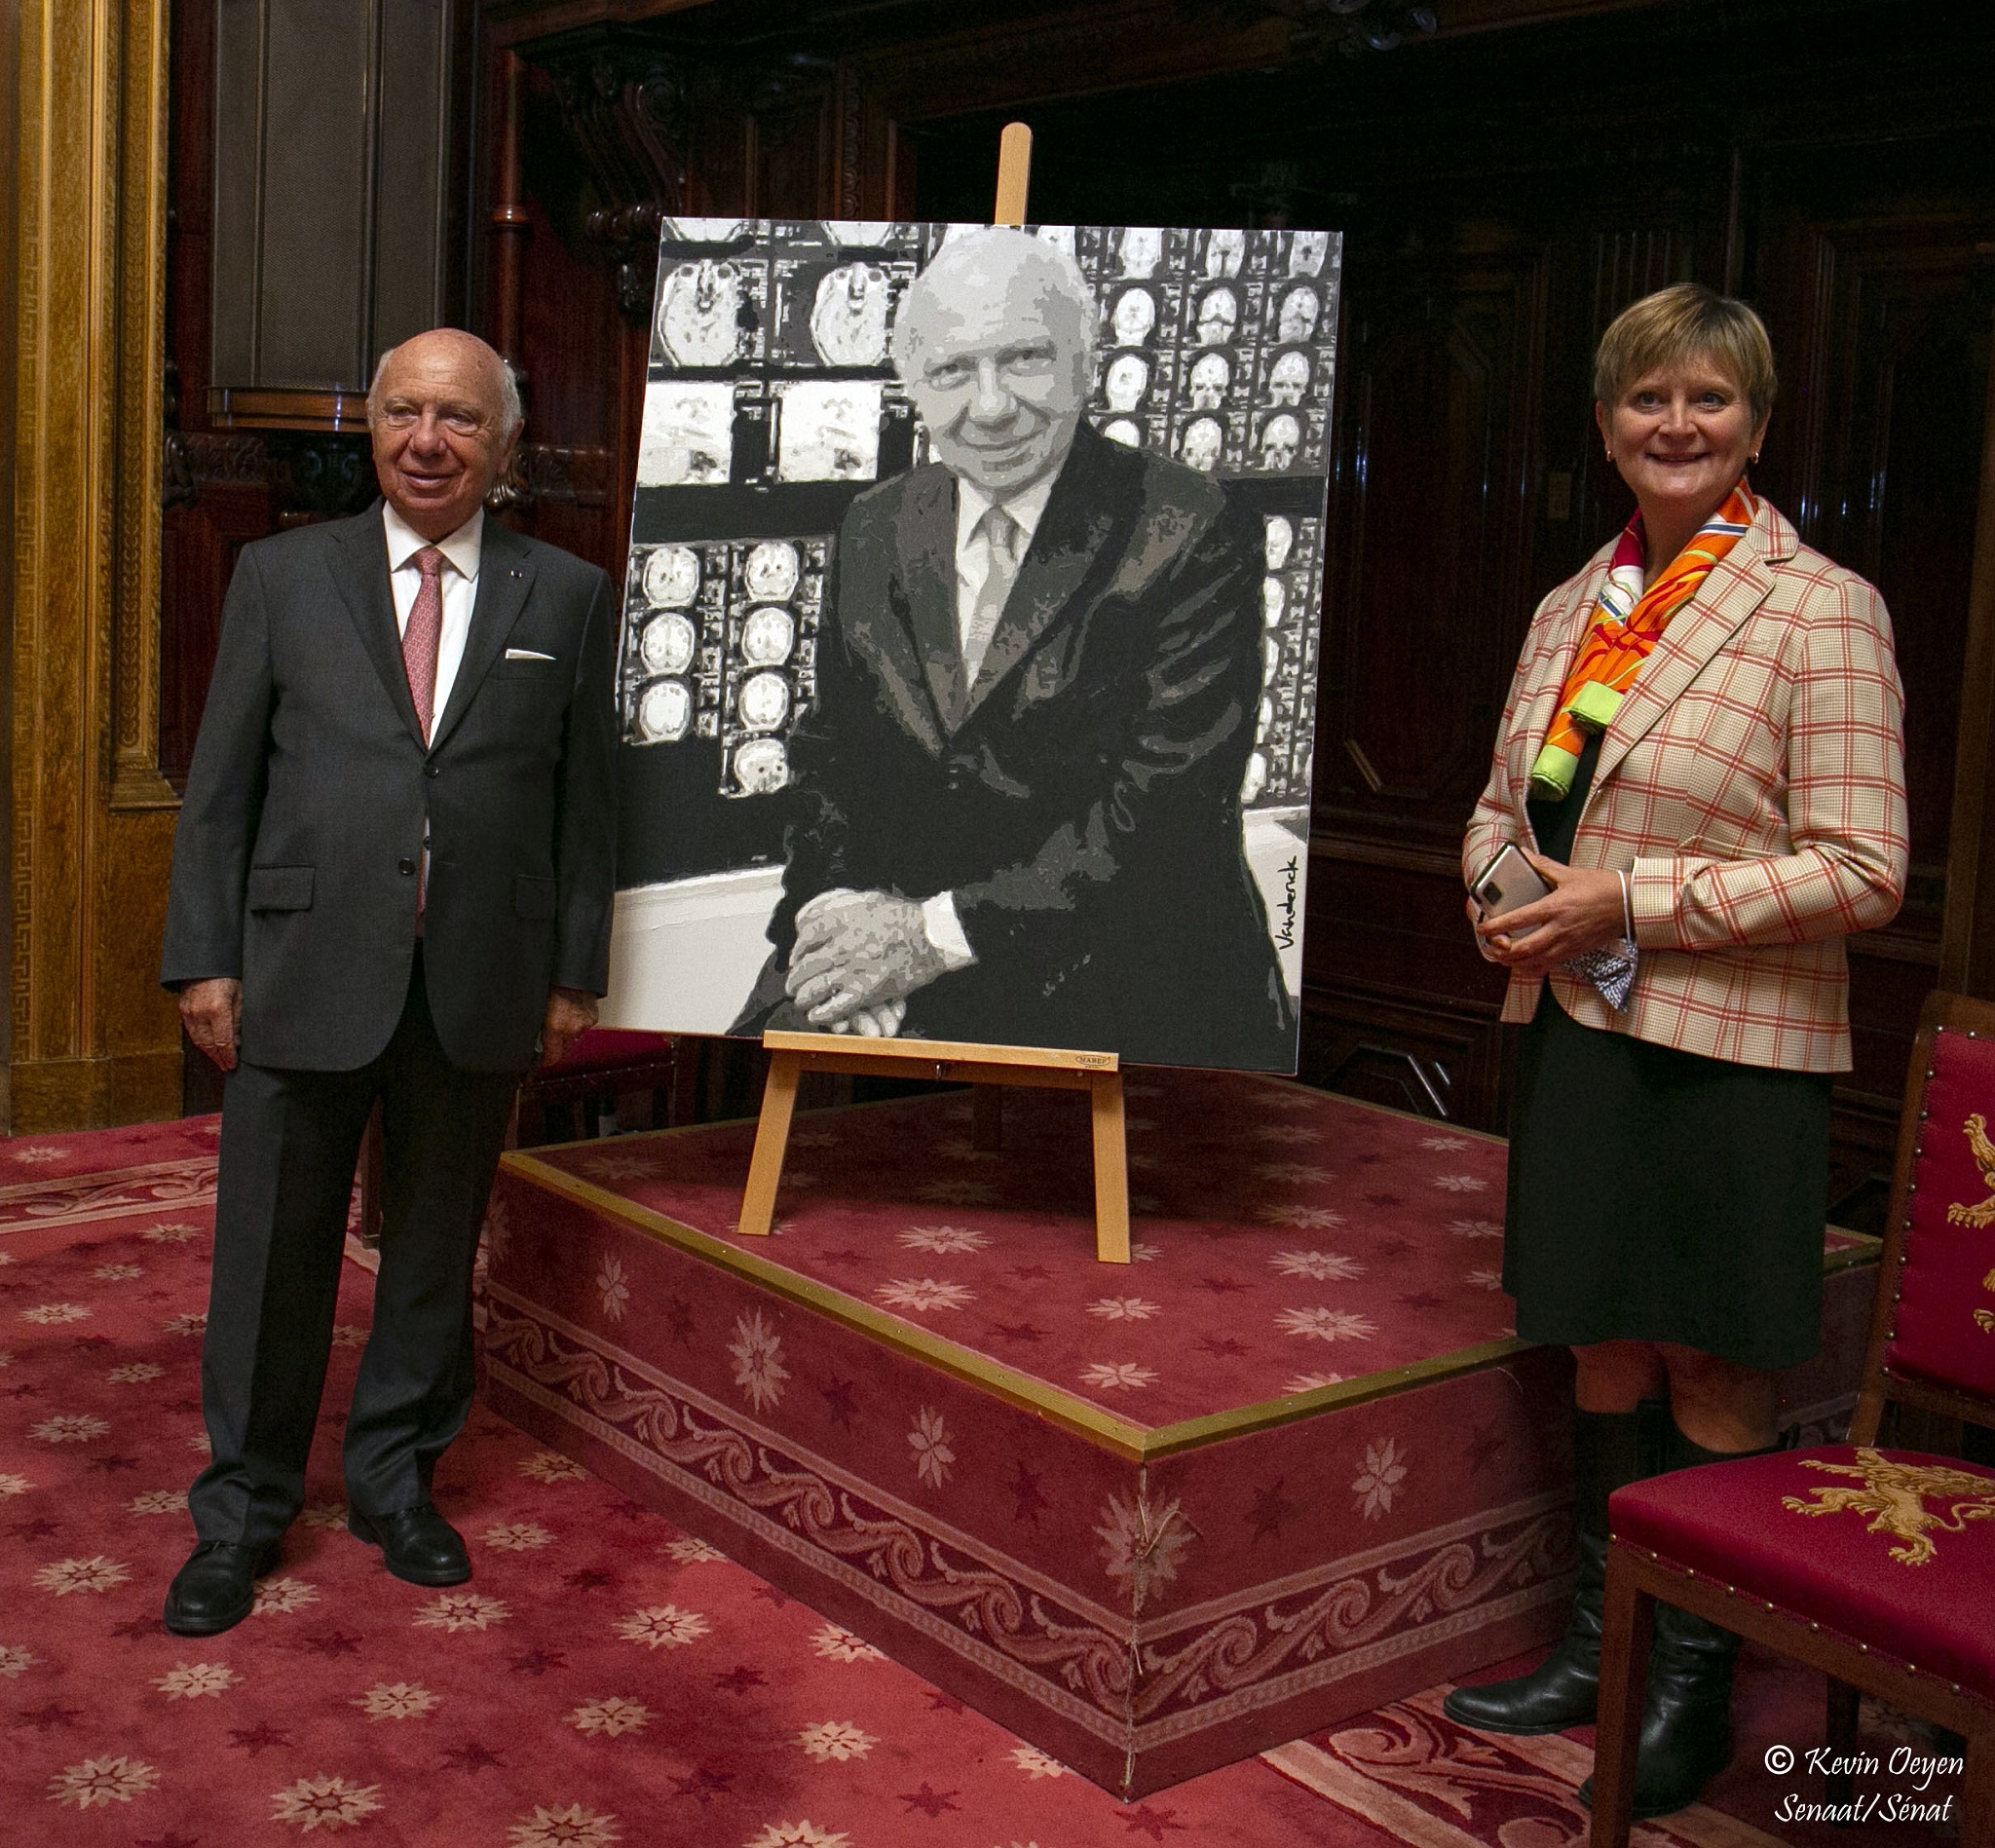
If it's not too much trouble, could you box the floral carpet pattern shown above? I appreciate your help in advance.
[0,1115,1958,1844]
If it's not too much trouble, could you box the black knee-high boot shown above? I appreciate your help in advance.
[1580,1423,1783,1818]
[1444,1403,1663,1734]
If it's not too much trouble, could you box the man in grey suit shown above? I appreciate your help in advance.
[160,329,616,1634]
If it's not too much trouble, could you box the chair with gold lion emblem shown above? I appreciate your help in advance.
[1591,989,1995,1848]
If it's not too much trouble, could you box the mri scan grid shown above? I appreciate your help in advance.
[624,219,1336,815]
[621,536,828,800]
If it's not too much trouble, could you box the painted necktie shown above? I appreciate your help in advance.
[402,546,445,743]
[962,505,1021,689]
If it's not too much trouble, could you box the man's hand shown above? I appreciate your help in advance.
[828,999,907,1038]
[181,978,243,1073]
[785,890,944,1028]
[1474,850,1627,975]
[541,986,600,1068]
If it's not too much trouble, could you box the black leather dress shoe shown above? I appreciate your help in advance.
[163,1538,280,1637]
[348,1504,471,1586]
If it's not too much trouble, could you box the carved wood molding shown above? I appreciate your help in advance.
[11,0,181,1116]
[519,24,695,319]
[492,443,617,512]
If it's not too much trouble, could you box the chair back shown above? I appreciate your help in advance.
[1852,991,1995,1440]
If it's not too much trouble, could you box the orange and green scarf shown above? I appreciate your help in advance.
[1528,478,1757,799]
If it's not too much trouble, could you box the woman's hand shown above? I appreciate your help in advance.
[1474,850,1628,974]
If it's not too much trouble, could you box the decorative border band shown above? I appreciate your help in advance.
[484,1289,1571,1750]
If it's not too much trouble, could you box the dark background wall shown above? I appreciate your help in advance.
[160,0,1995,1227]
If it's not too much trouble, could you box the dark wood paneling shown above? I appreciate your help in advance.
[1319,250,1547,859]
[160,478,275,789]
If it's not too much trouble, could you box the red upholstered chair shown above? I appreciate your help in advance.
[1590,990,1995,1847]
[515,1029,680,1146]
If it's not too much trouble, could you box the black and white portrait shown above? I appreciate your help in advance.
[605,220,1338,1072]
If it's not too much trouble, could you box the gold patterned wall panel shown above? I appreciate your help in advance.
[10,0,179,1132]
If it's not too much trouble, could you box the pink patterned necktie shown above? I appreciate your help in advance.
[402,547,445,742]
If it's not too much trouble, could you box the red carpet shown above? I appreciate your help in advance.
[0,1116,1964,1843]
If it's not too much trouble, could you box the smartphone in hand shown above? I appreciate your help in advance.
[1471,843,1553,936]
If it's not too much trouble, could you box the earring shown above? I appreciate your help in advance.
[1603,448,1614,461]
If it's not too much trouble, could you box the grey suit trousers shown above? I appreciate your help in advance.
[189,948,520,1546]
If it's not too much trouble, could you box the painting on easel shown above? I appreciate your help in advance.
[603,219,1338,1073]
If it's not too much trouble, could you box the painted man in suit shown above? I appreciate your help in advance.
[160,329,616,1634]
[766,228,1291,1069]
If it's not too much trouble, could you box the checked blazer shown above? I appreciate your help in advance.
[1463,495,1907,1074]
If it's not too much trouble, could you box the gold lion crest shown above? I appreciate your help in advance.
[1784,1448,1995,1566]
[1942,1114,1995,1332]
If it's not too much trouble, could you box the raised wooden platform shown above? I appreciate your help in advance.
[479,1071,1877,1796]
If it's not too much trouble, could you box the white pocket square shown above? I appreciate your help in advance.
[505,647,556,661]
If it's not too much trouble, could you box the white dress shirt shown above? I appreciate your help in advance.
[384,502,484,725]
[917,475,1059,972]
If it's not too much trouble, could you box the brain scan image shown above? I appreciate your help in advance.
[1110,287,1157,348]
[1263,515,1295,572]
[657,258,743,367]
[1290,230,1332,277]
[1268,349,1312,406]
[1195,286,1240,347]
[1104,353,1150,412]
[637,678,693,743]
[1259,697,1276,739]
[1035,225,1078,261]
[1204,229,1246,278]
[664,218,749,243]
[741,540,801,602]
[1261,414,1302,471]
[776,381,883,482]
[1117,226,1164,278]
[733,736,789,795]
[1276,285,1322,346]
[738,605,796,667]
[1262,634,1282,688]
[1261,577,1287,627]
[1179,416,1223,472]
[639,611,697,677]
[1102,418,1143,448]
[637,384,734,487]
[736,670,791,732]
[1187,350,1231,410]
[641,544,700,608]
[1240,750,1269,805]
[809,263,892,366]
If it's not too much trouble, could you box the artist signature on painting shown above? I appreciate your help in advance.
[1276,856,1299,950]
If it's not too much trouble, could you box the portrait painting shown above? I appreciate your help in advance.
[603,219,1340,1073]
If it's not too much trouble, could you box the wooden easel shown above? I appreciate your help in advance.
[734,123,1134,1264]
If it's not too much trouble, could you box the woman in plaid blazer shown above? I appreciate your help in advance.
[1445,285,1907,1817]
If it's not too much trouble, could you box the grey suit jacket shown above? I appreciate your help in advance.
[161,505,617,1074]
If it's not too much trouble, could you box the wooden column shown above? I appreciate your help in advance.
[8,0,181,1130]
[489,52,531,370]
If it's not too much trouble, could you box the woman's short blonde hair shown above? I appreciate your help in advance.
[1594,283,1777,427]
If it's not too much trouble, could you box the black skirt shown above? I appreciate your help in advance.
[1501,734,1832,1371]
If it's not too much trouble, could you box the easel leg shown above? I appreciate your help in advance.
[972,1085,1004,1152]
[1089,1072,1131,1263]
[737,1052,802,1236]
